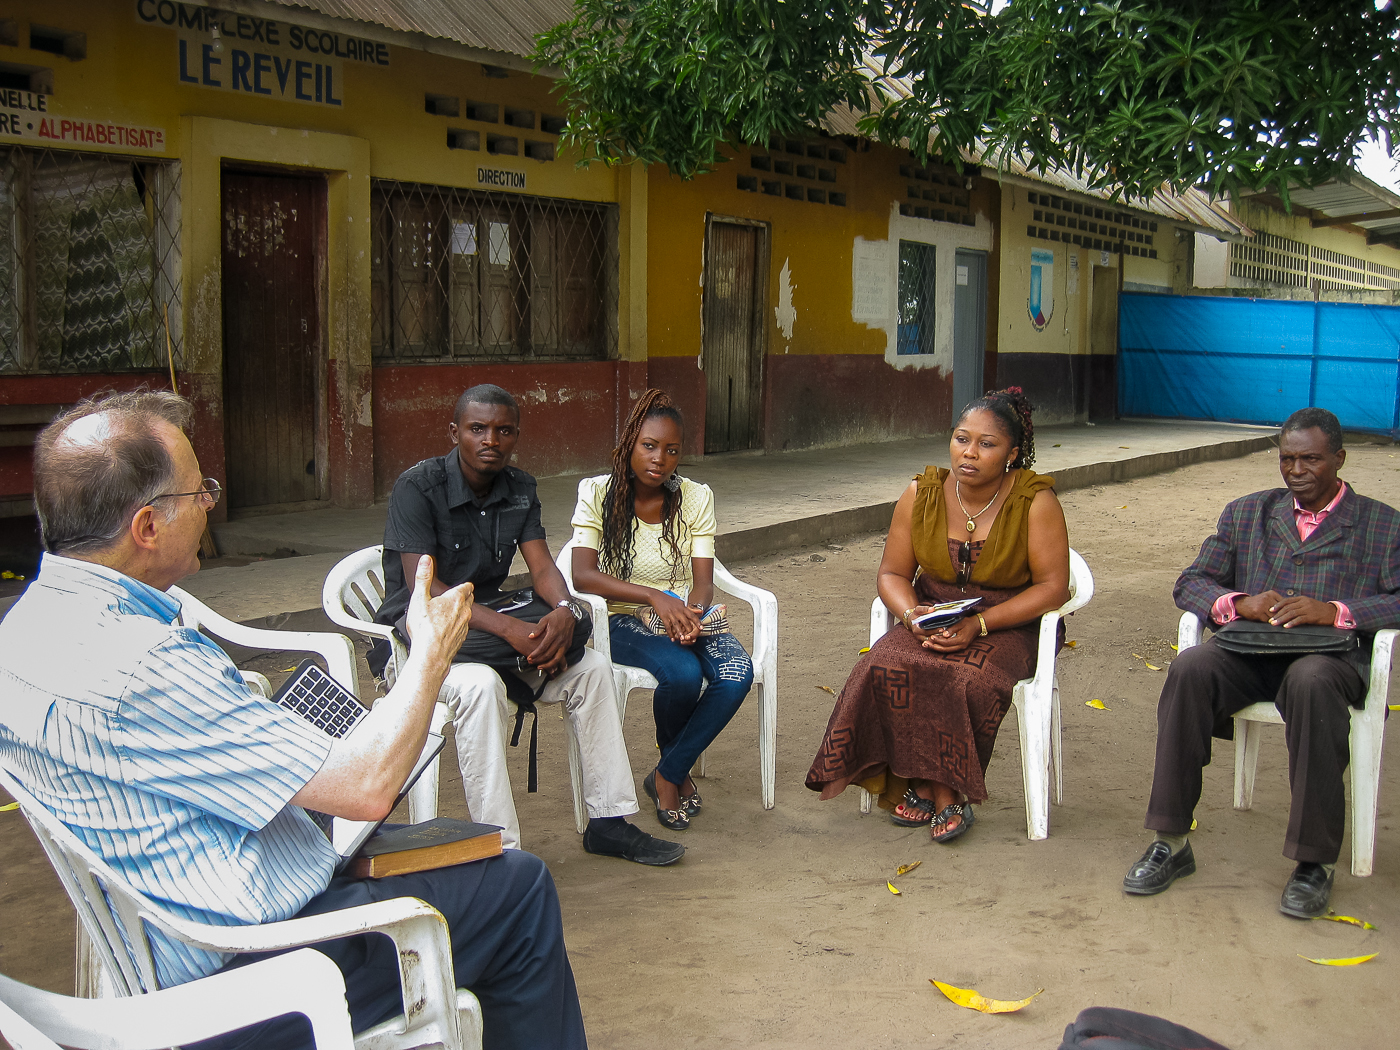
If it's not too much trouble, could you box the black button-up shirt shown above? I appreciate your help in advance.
[376,449,546,629]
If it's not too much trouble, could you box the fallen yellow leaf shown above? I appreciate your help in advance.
[858,647,871,654]
[887,881,901,895]
[1086,699,1108,710]
[1298,953,1377,966]
[930,980,1043,1014]
[1118,505,1128,509]
[817,685,836,695]
[1145,662,1162,671]
[1320,914,1377,930]
[1391,704,1400,713]
[1190,819,1198,830]
[0,802,17,812]
[0,571,21,580]
[1132,653,1144,660]
[1170,644,1179,651]
[280,665,298,673]
[1064,640,1078,649]
[1052,443,1061,447]
[1119,446,1130,449]
[895,861,922,877]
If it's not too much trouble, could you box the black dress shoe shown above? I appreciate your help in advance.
[582,819,686,866]
[1123,840,1196,896]
[1279,862,1334,919]
[643,770,690,831]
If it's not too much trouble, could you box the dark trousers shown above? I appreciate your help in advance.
[608,614,753,785]
[1145,637,1364,864]
[190,849,586,1050]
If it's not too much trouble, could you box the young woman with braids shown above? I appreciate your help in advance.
[570,390,754,831]
[806,389,1071,843]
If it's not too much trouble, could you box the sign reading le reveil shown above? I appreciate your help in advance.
[136,1,392,108]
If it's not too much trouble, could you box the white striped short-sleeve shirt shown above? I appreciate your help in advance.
[0,555,337,988]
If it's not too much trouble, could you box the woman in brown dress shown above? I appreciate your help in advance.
[806,388,1070,842]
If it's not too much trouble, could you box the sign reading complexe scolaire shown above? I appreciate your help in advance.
[0,88,168,153]
[136,1,391,108]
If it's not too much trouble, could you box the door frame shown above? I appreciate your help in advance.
[219,162,331,511]
[700,212,770,452]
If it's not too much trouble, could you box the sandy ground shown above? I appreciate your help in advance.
[4,442,1399,1048]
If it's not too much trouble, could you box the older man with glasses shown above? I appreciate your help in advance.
[0,390,587,1050]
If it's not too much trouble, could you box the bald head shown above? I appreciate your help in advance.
[34,391,194,555]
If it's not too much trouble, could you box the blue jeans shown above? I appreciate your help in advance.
[608,614,754,786]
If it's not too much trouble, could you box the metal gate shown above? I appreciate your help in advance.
[221,169,325,509]
[701,218,766,453]
[952,248,987,419]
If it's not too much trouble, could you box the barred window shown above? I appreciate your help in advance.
[0,147,180,374]
[370,181,618,363]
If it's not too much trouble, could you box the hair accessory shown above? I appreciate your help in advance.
[955,478,1001,533]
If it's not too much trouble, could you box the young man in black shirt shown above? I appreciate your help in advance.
[378,384,683,866]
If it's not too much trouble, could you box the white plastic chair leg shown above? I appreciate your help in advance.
[1013,682,1051,840]
[758,679,776,810]
[691,752,708,778]
[1233,718,1263,811]
[858,787,872,815]
[1349,708,1384,877]
[566,721,588,835]
[1050,678,1064,806]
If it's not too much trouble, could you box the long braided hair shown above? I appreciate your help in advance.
[599,389,688,583]
[957,386,1037,468]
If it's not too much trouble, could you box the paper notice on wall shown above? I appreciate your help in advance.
[956,265,969,286]
[1067,254,1079,295]
[451,222,477,256]
[1100,250,1111,267]
[851,240,890,322]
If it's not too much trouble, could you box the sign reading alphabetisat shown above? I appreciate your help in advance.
[0,88,168,153]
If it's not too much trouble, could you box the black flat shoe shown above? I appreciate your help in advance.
[680,779,702,816]
[1123,840,1196,896]
[643,770,690,831]
[1279,862,1334,919]
[582,818,686,866]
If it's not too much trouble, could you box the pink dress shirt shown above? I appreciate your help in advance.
[1211,482,1356,628]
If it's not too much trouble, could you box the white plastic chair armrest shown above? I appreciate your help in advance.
[1366,629,1399,712]
[1178,611,1202,651]
[0,949,355,1050]
[140,896,456,1044]
[556,541,615,661]
[169,586,358,693]
[1028,611,1063,694]
[239,671,271,698]
[1062,549,1095,616]
[869,597,894,648]
[712,560,778,668]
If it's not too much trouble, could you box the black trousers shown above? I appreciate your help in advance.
[1145,637,1364,864]
[190,849,587,1050]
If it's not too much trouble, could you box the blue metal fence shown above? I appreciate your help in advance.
[1118,293,1400,434]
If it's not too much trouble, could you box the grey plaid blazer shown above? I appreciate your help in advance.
[1174,485,1400,678]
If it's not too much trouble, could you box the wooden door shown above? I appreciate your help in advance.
[221,170,324,509]
[702,220,765,452]
[1089,265,1119,418]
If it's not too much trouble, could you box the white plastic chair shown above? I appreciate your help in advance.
[0,764,483,1050]
[1177,612,1395,877]
[323,546,590,834]
[557,537,780,810]
[857,548,1094,840]
[1,948,355,1049]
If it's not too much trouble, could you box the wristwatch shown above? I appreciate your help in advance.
[557,598,585,622]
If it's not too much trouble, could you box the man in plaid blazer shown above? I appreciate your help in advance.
[1123,407,1400,918]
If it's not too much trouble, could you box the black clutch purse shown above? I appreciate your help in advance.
[1213,620,1358,656]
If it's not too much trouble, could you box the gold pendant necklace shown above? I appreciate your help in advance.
[955,478,1001,533]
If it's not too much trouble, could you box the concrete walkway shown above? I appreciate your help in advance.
[177,418,1275,622]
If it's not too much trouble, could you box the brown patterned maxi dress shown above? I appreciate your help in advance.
[806,467,1061,810]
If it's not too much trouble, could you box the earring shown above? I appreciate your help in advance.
[663,474,681,493]
[1005,461,1012,473]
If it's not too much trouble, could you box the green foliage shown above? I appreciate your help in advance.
[537,0,1400,201]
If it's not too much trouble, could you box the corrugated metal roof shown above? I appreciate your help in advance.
[258,0,572,60]
[1251,172,1400,244]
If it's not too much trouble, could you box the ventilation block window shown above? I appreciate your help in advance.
[486,135,518,156]
[29,25,85,60]
[425,93,459,117]
[448,129,480,151]
[369,181,618,364]
[0,147,182,375]
[540,114,567,135]
[523,140,554,162]
[0,62,53,94]
[897,240,936,356]
[504,107,534,130]
[464,101,499,123]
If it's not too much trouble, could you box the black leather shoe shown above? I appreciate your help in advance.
[1123,840,1196,896]
[1279,862,1333,919]
[582,819,685,866]
[642,770,690,831]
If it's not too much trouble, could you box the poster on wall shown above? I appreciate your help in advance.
[1028,248,1054,330]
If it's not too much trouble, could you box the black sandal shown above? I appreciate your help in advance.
[929,802,975,844]
[643,770,690,831]
[890,787,937,827]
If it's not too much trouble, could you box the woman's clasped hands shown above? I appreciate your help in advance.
[907,606,979,653]
[650,589,704,645]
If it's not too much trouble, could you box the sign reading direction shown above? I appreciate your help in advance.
[477,167,526,191]
[0,89,167,152]
[137,1,393,107]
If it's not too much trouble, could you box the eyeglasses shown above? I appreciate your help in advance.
[147,478,222,508]
[955,541,972,587]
